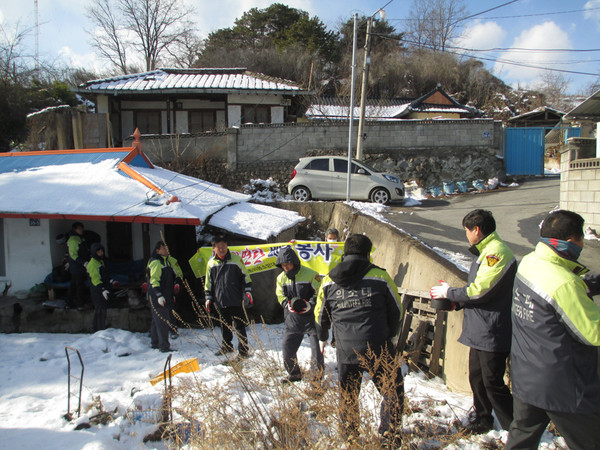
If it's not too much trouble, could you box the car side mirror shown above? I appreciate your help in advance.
[357,169,366,175]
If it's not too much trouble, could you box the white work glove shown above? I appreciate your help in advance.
[205,300,211,312]
[157,296,166,307]
[319,341,327,353]
[83,261,89,269]
[430,281,450,299]
[102,289,110,300]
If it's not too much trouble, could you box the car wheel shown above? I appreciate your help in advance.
[292,186,311,202]
[370,187,390,204]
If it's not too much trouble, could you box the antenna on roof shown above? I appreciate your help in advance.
[34,0,39,76]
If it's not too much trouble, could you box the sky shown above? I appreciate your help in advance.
[0,0,599,94]
[0,326,565,449]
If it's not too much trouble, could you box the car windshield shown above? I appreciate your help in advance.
[355,160,380,172]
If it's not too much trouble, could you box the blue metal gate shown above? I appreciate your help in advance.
[505,127,545,175]
[504,127,581,175]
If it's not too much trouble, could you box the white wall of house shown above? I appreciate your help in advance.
[3,219,53,293]
[175,111,188,134]
[228,105,242,127]
[122,111,134,141]
[271,106,284,124]
[96,95,110,114]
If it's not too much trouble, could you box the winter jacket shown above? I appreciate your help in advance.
[511,242,600,413]
[67,233,89,275]
[87,243,111,302]
[204,250,251,308]
[447,231,517,352]
[315,254,403,364]
[275,247,321,333]
[146,252,183,303]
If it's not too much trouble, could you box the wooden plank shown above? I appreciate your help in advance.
[396,311,413,354]
[407,320,431,370]
[429,311,447,377]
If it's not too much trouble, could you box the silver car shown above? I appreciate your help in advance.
[288,156,404,204]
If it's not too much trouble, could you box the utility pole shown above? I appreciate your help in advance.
[346,14,358,203]
[356,17,373,161]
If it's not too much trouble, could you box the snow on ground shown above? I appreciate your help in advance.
[0,325,566,449]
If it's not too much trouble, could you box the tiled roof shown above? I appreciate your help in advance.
[306,94,479,120]
[79,68,308,95]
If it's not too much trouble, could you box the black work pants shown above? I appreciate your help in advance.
[217,306,248,355]
[506,396,600,450]
[469,348,513,430]
[149,296,172,351]
[282,326,324,378]
[68,272,87,308]
[338,350,404,439]
[90,287,107,331]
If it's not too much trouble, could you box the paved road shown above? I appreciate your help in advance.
[383,176,600,273]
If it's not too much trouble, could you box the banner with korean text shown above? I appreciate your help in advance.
[189,241,344,278]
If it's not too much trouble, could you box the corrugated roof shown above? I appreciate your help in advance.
[306,94,478,120]
[0,147,303,239]
[79,68,308,95]
[564,89,600,119]
[0,150,131,174]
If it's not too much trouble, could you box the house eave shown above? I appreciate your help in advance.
[0,212,201,226]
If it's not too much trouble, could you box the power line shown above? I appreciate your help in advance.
[454,0,521,25]
[386,5,600,22]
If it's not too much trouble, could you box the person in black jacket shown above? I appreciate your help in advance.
[315,234,404,445]
[204,235,253,358]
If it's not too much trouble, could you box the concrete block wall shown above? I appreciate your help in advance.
[235,120,501,163]
[125,120,505,194]
[560,138,600,231]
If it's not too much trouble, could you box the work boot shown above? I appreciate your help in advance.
[214,344,234,356]
[280,374,302,384]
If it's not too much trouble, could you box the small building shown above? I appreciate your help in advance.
[0,131,303,294]
[76,68,311,146]
[559,89,600,232]
[305,87,481,121]
[507,106,565,128]
[562,89,600,140]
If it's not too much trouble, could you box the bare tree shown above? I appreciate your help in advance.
[0,22,35,82]
[535,70,572,111]
[86,0,197,73]
[404,0,467,51]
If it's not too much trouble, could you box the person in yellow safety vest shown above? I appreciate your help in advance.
[506,210,600,450]
[146,241,183,353]
[275,246,323,383]
[67,222,90,310]
[87,242,113,331]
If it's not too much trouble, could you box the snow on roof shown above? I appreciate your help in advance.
[79,68,309,96]
[306,93,479,120]
[0,147,303,240]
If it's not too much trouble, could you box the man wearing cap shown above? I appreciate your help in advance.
[275,246,323,383]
